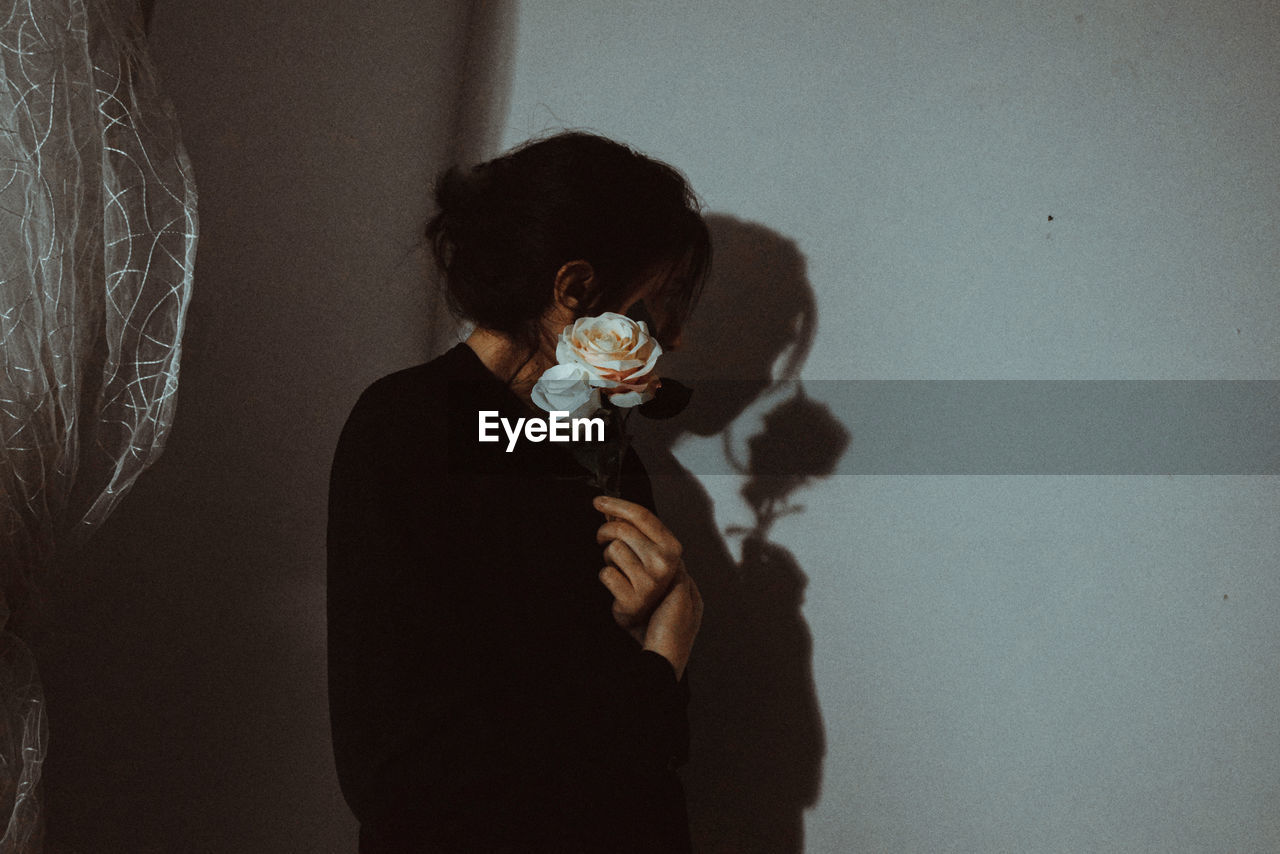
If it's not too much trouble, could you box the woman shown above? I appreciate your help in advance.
[327,132,710,852]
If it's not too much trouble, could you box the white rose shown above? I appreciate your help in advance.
[531,362,602,419]
[555,312,663,408]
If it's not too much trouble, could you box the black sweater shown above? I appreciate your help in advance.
[327,343,691,853]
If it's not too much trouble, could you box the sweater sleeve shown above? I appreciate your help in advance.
[619,446,693,772]
[635,649,692,769]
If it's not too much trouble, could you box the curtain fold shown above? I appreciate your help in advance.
[0,0,197,848]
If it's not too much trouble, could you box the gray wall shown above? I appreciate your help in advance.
[38,2,499,850]
[501,1,1279,852]
[34,1,1279,852]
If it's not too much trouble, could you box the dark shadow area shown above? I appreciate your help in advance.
[447,0,518,169]
[30,1,519,852]
[423,0,520,350]
[633,214,848,853]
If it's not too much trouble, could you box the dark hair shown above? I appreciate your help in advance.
[425,132,710,354]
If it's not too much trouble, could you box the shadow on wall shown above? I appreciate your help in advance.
[634,214,849,853]
[420,0,519,352]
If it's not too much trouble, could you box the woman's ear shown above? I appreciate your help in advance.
[553,260,595,312]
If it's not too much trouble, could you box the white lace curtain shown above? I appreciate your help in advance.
[0,0,197,848]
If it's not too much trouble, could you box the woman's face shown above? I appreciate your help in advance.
[620,272,686,350]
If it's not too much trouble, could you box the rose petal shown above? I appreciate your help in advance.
[531,363,597,413]
[555,312,663,392]
[607,388,655,408]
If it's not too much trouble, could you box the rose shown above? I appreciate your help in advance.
[530,313,681,495]
[554,312,663,408]
[531,363,602,419]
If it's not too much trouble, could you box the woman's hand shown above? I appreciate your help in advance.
[594,495,681,638]
[594,495,703,679]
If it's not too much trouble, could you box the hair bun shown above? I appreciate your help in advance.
[432,165,484,229]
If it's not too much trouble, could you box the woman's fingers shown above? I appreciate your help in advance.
[596,519,660,566]
[600,537,660,626]
[603,537,651,590]
[598,564,634,606]
[596,521,679,621]
[595,519,679,583]
[598,565,645,635]
[592,496,682,559]
[594,496,687,637]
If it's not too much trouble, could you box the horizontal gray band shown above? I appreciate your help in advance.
[665,381,1280,475]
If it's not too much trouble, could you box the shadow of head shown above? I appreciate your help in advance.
[649,213,816,441]
[633,216,836,851]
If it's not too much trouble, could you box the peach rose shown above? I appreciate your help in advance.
[554,312,663,408]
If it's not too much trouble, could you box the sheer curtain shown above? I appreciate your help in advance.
[0,0,197,847]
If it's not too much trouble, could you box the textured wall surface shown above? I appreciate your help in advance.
[500,2,1279,852]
